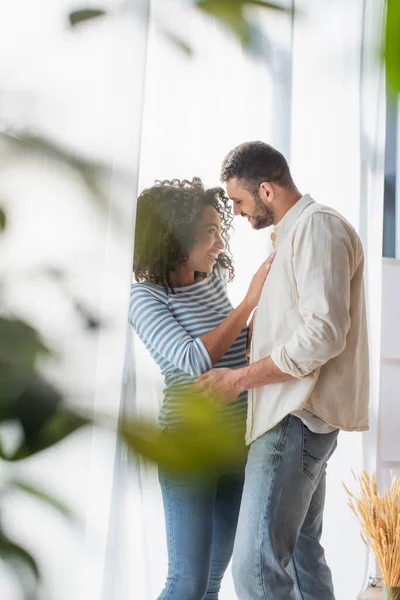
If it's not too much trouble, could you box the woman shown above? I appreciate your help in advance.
[129,177,273,600]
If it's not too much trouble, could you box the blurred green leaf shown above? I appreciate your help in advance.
[385,0,400,93]
[73,300,102,331]
[69,9,106,27]
[0,207,6,232]
[197,0,251,44]
[0,131,100,169]
[0,319,56,424]
[0,131,133,232]
[0,373,61,434]
[120,392,247,474]
[0,131,111,209]
[243,0,286,8]
[40,266,65,280]
[7,409,90,461]
[0,318,51,370]
[196,0,288,46]
[0,533,40,580]
[8,479,77,522]
[160,28,193,56]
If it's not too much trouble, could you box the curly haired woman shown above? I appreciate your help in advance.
[129,178,274,600]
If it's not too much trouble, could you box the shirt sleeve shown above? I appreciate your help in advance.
[270,213,358,378]
[129,284,213,377]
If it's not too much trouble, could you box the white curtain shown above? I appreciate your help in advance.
[127,1,294,598]
[290,0,386,596]
[126,1,387,599]
[0,0,386,599]
[0,2,149,599]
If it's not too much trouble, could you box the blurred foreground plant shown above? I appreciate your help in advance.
[2,0,397,596]
[119,389,247,475]
[0,125,246,596]
[70,1,291,57]
[0,351,246,597]
[385,0,400,94]
[0,6,287,595]
[71,0,400,94]
[0,315,91,598]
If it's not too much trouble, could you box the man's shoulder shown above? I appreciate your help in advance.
[298,201,359,238]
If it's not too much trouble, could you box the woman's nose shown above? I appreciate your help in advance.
[215,235,224,250]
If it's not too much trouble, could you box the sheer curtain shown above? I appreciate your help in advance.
[290,0,386,597]
[1,0,385,596]
[125,2,387,600]
[126,2,294,598]
[0,2,149,599]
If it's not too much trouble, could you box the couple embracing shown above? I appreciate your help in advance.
[130,141,369,600]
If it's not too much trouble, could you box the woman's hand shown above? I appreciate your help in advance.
[198,253,274,365]
[244,252,275,312]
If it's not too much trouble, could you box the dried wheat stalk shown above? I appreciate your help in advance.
[343,471,400,587]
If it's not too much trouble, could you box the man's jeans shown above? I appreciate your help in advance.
[157,468,244,600]
[232,415,339,600]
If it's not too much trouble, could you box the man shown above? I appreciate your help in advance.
[196,141,369,600]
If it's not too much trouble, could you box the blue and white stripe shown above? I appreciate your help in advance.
[129,267,248,431]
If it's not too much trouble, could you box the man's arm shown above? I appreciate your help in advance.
[270,212,355,379]
[234,356,294,392]
[196,213,357,401]
[194,358,292,404]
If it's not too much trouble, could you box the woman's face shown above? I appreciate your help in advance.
[186,204,225,274]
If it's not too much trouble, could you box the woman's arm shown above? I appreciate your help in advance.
[130,285,213,377]
[130,254,274,376]
[201,256,273,362]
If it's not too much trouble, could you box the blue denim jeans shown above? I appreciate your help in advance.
[157,467,244,600]
[232,415,339,600]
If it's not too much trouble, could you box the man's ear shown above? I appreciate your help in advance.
[259,182,274,204]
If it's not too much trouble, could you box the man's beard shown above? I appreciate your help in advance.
[243,191,274,229]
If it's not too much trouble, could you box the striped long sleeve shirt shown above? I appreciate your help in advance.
[129,267,248,431]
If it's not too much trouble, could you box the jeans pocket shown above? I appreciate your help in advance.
[301,426,339,482]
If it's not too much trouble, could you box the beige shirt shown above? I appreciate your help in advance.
[247,195,369,445]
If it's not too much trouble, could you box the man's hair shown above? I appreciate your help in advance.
[220,141,295,193]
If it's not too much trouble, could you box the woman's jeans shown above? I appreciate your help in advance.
[157,466,244,600]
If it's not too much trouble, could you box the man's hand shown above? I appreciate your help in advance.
[194,368,242,405]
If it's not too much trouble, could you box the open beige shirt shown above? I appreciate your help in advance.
[247,195,369,445]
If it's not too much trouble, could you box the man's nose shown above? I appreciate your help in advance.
[233,203,241,216]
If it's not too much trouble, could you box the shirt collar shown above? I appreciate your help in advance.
[271,194,315,248]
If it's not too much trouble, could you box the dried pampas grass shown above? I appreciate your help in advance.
[343,470,400,588]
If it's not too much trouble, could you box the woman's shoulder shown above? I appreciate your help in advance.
[130,280,168,303]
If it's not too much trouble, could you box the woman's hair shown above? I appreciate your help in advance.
[133,177,234,290]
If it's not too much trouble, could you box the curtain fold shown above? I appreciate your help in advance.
[120,1,386,598]
[290,0,386,597]
[358,0,387,586]
[4,0,388,598]
[85,3,152,600]
[0,2,150,600]
[125,2,294,598]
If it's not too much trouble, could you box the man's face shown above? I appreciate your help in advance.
[225,177,274,230]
